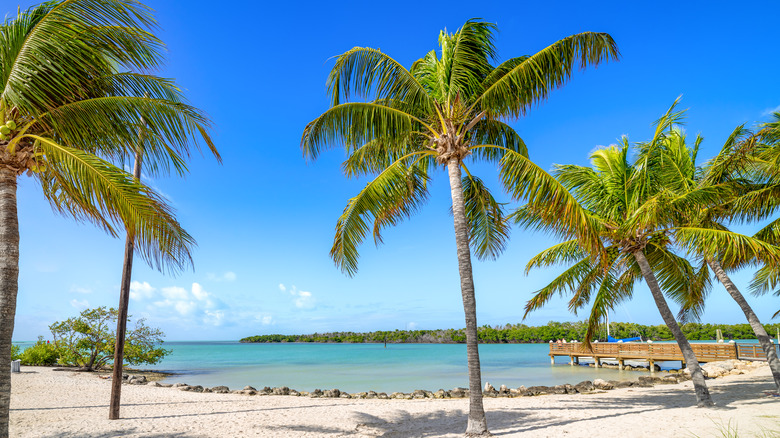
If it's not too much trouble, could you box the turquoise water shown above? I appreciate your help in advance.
[137,342,663,393]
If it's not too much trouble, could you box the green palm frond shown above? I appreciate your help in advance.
[462,175,509,260]
[32,135,194,273]
[502,149,604,254]
[476,32,619,117]
[468,120,528,161]
[301,102,429,160]
[1,0,163,115]
[342,136,433,178]
[524,239,586,273]
[674,226,780,268]
[523,255,598,319]
[443,19,497,102]
[327,47,433,112]
[330,155,430,276]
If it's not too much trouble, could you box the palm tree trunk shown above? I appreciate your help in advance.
[109,150,142,420]
[0,168,19,438]
[446,158,489,437]
[633,250,714,407]
[707,258,780,390]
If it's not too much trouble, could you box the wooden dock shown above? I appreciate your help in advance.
[549,341,779,371]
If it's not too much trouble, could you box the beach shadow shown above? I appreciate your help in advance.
[38,428,196,438]
[123,402,364,420]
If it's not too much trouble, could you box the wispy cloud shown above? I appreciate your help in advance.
[69,285,92,294]
[131,281,228,326]
[279,283,316,310]
[70,299,89,310]
[762,105,780,117]
[207,271,237,282]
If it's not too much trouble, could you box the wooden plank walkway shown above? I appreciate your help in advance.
[547,341,778,371]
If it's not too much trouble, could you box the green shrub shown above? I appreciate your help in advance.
[19,337,63,365]
[11,345,20,361]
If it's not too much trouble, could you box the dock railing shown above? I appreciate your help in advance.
[550,341,778,365]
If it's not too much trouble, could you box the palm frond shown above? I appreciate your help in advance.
[31,134,194,273]
[462,175,509,260]
[476,32,619,117]
[330,155,430,276]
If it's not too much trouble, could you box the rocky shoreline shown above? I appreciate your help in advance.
[119,359,769,400]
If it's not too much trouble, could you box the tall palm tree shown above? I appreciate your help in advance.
[0,1,218,435]
[517,104,716,406]
[639,123,780,390]
[301,19,618,435]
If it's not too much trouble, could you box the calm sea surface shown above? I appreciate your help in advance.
[132,342,674,393]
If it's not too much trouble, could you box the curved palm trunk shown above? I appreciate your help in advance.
[0,169,19,437]
[633,250,714,407]
[109,151,142,420]
[707,258,780,390]
[446,159,489,436]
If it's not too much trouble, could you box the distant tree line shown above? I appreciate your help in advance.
[240,321,780,344]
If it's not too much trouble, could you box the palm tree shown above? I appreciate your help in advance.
[517,104,715,406]
[0,1,218,434]
[301,19,618,435]
[639,122,780,390]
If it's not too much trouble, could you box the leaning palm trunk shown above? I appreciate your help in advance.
[634,251,714,407]
[0,169,19,437]
[446,159,488,436]
[707,259,780,390]
[109,149,143,419]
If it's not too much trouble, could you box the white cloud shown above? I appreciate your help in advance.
[69,285,92,294]
[206,271,237,282]
[407,322,418,330]
[762,105,780,116]
[279,283,316,309]
[70,299,89,309]
[260,315,274,325]
[132,282,226,326]
[130,281,156,300]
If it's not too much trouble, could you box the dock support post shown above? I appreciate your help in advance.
[593,357,600,368]
[551,356,555,365]
[569,355,574,366]
[649,359,655,374]
[618,359,624,370]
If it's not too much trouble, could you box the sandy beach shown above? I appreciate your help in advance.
[9,366,779,437]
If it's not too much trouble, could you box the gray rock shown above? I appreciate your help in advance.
[433,389,448,399]
[147,381,161,387]
[378,392,389,399]
[593,379,613,390]
[173,383,188,388]
[339,393,351,399]
[289,390,300,396]
[243,385,257,391]
[498,384,508,394]
[273,386,290,395]
[524,386,552,396]
[574,380,595,393]
[366,391,378,399]
[210,386,231,394]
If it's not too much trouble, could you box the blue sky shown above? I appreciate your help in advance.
[7,1,780,341]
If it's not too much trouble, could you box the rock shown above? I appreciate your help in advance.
[128,375,147,385]
[273,386,290,395]
[189,385,204,393]
[403,393,413,400]
[323,389,340,398]
[499,384,508,394]
[390,392,404,399]
[433,389,448,399]
[210,386,231,394]
[147,381,161,387]
[173,383,188,388]
[241,389,256,395]
[310,389,323,398]
[509,386,527,396]
[157,382,173,388]
[610,380,633,388]
[340,393,351,399]
[366,391,378,399]
[122,374,129,380]
[289,390,300,396]
[593,379,613,390]
[203,388,212,393]
[354,392,368,399]
[243,385,257,391]
[574,381,595,393]
[524,386,552,396]
[484,382,495,392]
[378,392,389,399]
[412,389,426,399]
[450,388,468,398]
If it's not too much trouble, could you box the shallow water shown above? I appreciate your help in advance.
[139,342,676,392]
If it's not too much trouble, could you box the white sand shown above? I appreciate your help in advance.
[10,366,780,437]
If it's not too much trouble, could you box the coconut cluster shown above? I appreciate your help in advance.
[0,120,17,141]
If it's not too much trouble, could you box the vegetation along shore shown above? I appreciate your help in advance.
[240,322,780,344]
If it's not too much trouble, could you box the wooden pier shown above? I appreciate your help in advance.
[549,341,779,371]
